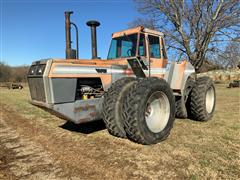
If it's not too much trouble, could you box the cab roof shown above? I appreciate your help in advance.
[112,26,164,38]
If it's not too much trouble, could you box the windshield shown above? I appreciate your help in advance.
[107,33,138,59]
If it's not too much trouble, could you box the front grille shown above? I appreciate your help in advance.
[28,77,46,102]
[27,61,46,102]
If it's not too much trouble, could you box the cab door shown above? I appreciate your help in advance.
[146,35,168,77]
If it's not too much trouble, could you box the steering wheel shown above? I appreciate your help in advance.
[127,49,133,56]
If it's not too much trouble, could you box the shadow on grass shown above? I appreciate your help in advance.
[60,120,106,134]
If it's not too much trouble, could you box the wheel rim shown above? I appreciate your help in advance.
[145,91,170,133]
[205,86,215,113]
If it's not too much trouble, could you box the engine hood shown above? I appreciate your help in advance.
[47,58,130,78]
[52,58,129,66]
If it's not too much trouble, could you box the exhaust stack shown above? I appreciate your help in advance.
[65,11,78,59]
[86,20,100,59]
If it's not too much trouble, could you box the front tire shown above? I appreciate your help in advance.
[188,76,216,121]
[123,77,175,145]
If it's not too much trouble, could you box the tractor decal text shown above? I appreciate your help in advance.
[96,68,107,73]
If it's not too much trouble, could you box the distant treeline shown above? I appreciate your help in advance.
[0,62,29,82]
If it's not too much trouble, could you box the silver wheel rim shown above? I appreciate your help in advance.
[145,91,170,133]
[206,86,215,113]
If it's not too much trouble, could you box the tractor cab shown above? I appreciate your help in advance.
[107,26,168,69]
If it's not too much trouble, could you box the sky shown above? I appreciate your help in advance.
[0,0,142,66]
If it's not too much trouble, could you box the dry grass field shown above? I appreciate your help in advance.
[0,84,239,179]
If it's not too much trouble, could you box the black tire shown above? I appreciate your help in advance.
[175,78,194,119]
[175,97,186,119]
[188,76,216,121]
[102,77,137,138]
[123,77,175,145]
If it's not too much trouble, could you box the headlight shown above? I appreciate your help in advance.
[36,65,46,75]
[28,65,37,75]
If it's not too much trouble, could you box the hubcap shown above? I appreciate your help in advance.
[205,86,215,113]
[145,91,170,133]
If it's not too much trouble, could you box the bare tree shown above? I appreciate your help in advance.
[131,0,240,70]
[213,39,240,68]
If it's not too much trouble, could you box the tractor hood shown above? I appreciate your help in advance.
[28,58,132,79]
[47,58,130,78]
[51,58,129,67]
[27,58,132,104]
[27,58,132,123]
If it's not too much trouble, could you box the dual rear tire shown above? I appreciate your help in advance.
[103,77,175,144]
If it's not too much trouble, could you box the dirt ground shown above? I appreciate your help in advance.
[0,84,239,179]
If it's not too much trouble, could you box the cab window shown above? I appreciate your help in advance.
[107,34,138,59]
[108,40,117,59]
[121,40,134,57]
[149,35,161,58]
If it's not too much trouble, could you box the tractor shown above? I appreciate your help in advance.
[27,11,216,144]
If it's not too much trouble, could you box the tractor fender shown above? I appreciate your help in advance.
[164,61,195,95]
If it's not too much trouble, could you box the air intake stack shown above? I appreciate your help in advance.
[86,20,100,59]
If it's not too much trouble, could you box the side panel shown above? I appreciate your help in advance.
[50,78,77,104]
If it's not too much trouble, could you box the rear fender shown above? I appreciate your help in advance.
[164,61,195,95]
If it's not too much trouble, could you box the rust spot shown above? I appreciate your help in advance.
[74,105,96,112]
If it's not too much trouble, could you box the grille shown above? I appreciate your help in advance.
[28,77,46,102]
[27,62,46,102]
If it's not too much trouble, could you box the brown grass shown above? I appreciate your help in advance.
[0,84,239,179]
